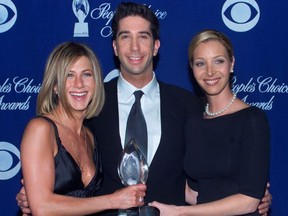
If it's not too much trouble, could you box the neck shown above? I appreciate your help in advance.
[53,107,84,134]
[121,72,154,89]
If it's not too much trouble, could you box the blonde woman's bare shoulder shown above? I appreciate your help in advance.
[21,117,56,151]
[24,117,54,134]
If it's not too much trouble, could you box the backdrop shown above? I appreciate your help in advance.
[0,0,287,215]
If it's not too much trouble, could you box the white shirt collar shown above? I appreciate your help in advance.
[118,72,158,101]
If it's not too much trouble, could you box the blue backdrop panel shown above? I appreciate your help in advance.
[0,0,287,215]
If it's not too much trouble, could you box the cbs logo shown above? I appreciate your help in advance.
[0,141,21,180]
[0,0,17,33]
[222,0,260,32]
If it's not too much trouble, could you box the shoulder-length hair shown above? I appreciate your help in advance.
[37,42,105,119]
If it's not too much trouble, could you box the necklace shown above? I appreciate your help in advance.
[69,126,87,174]
[205,93,237,117]
[59,119,88,174]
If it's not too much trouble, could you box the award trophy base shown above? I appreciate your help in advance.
[119,206,159,216]
[139,206,160,216]
[73,22,89,37]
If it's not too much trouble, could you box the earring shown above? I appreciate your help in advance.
[53,91,59,103]
[230,69,234,73]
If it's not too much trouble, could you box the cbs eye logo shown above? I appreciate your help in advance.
[0,141,21,180]
[222,0,260,32]
[0,0,17,33]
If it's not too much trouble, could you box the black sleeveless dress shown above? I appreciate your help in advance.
[40,116,102,197]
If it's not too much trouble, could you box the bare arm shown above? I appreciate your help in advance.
[150,193,260,216]
[17,181,146,216]
[20,118,146,216]
[184,183,271,215]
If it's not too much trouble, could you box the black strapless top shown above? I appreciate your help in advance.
[40,116,102,197]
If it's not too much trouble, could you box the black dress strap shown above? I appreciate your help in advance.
[36,116,61,146]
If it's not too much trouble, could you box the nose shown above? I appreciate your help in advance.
[130,37,140,51]
[206,64,214,77]
[74,76,84,88]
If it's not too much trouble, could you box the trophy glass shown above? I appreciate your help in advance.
[118,139,159,216]
[72,0,89,37]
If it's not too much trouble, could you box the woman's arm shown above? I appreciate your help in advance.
[184,183,271,215]
[150,193,260,216]
[21,118,146,216]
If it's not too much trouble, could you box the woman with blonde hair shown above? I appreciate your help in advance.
[150,30,270,215]
[20,42,146,215]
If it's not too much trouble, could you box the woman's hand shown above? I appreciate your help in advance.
[110,184,147,210]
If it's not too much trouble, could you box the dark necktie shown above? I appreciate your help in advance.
[125,90,148,159]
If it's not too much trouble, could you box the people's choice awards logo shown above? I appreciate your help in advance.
[75,3,167,38]
[72,0,90,37]
[222,0,260,32]
[0,141,21,180]
[0,0,17,33]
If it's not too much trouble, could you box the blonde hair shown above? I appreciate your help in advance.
[37,42,105,119]
[188,29,234,63]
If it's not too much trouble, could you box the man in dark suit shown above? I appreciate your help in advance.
[16,2,271,216]
[85,2,203,215]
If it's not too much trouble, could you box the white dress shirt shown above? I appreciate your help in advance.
[117,73,161,165]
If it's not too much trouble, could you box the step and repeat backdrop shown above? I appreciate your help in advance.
[0,0,287,215]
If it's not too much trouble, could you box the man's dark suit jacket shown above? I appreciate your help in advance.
[86,78,202,216]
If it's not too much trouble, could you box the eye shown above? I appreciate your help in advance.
[222,0,260,32]
[0,1,17,33]
[120,34,129,40]
[139,34,149,40]
[67,72,74,78]
[0,142,21,180]
[83,71,93,77]
[215,59,225,64]
[193,61,205,67]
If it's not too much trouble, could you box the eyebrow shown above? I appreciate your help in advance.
[117,31,151,37]
[69,69,93,73]
[194,55,227,60]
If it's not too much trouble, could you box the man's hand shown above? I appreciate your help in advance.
[16,179,31,216]
[258,183,272,216]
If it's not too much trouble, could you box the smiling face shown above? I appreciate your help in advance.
[59,56,95,114]
[191,40,234,96]
[112,16,160,87]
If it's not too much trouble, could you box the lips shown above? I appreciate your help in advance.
[129,56,141,60]
[204,78,220,86]
[128,56,143,64]
[70,92,87,97]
